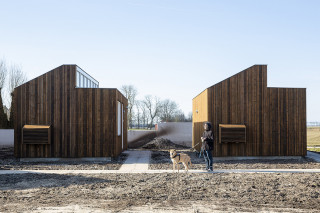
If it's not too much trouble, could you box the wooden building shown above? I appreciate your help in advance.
[192,65,306,157]
[14,65,128,158]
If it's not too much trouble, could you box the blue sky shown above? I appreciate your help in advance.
[0,0,319,121]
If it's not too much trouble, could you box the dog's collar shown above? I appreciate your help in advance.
[172,153,180,160]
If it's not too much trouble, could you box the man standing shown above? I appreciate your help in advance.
[201,122,214,172]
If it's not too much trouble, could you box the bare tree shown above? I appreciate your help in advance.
[140,101,149,129]
[0,59,8,128]
[8,65,27,128]
[160,99,178,122]
[187,112,193,122]
[8,64,27,97]
[173,110,186,122]
[0,60,6,89]
[135,100,142,129]
[120,85,137,129]
[142,95,162,128]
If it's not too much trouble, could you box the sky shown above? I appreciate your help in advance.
[0,0,319,121]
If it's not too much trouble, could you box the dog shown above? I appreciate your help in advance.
[169,149,192,172]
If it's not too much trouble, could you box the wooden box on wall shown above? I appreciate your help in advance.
[22,125,51,145]
[219,124,246,144]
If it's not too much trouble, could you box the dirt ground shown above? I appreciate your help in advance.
[0,147,127,170]
[149,150,320,170]
[1,173,320,212]
[1,146,320,212]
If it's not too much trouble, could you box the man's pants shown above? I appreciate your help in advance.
[203,150,213,171]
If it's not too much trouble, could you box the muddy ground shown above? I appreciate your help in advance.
[149,150,320,170]
[1,146,320,212]
[1,173,320,212]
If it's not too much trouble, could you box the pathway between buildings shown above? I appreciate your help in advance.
[118,150,151,172]
[307,151,320,162]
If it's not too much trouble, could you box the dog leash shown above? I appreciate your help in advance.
[190,142,204,158]
[190,142,200,150]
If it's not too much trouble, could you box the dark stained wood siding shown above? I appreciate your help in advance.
[264,88,307,156]
[14,65,128,158]
[192,65,306,156]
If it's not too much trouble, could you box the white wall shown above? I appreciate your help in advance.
[0,129,14,147]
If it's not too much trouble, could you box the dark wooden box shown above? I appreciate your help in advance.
[22,125,51,144]
[219,124,246,143]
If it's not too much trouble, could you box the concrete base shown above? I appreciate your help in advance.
[19,157,111,162]
[211,156,303,162]
[306,151,320,162]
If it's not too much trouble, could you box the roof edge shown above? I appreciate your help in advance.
[193,64,267,99]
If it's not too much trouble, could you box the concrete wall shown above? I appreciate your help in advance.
[157,122,192,147]
[0,129,14,147]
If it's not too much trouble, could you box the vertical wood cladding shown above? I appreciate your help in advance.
[192,65,306,156]
[192,89,208,151]
[14,65,128,158]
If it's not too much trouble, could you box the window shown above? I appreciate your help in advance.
[76,72,80,87]
[121,103,124,149]
[79,74,82,87]
[76,67,99,88]
[117,101,122,136]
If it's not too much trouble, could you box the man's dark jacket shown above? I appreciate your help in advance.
[202,130,214,151]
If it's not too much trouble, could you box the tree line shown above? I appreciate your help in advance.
[0,59,27,129]
[120,85,192,129]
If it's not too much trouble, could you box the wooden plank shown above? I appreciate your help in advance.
[192,89,209,151]
[95,89,100,157]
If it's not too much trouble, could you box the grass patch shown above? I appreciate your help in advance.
[307,147,320,153]
[307,127,320,147]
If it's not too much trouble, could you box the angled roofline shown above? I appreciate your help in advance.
[193,64,267,100]
[207,64,267,89]
[15,64,101,90]
[15,64,66,89]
